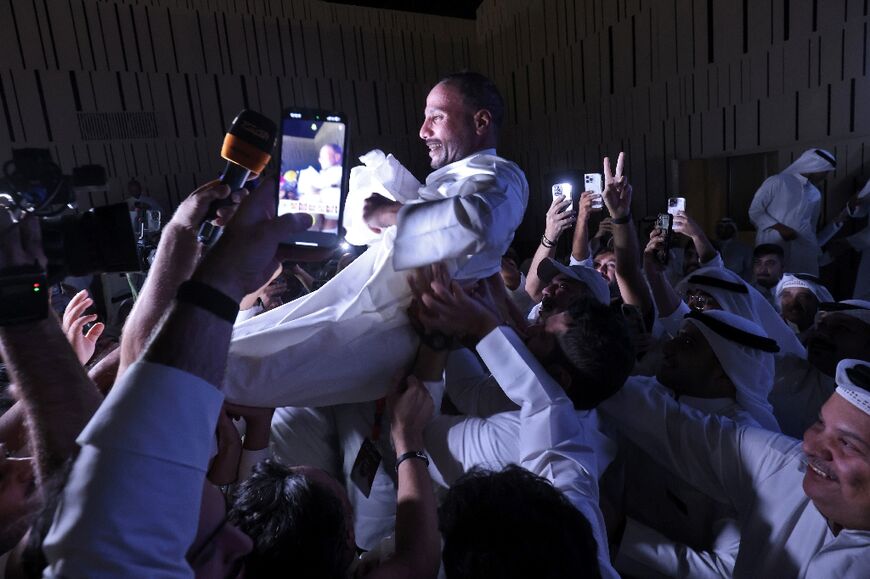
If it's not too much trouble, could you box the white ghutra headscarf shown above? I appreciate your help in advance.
[684,310,781,432]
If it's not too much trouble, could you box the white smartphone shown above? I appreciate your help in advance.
[552,182,573,200]
[667,197,686,216]
[584,173,604,209]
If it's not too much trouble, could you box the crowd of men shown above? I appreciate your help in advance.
[0,71,867,578]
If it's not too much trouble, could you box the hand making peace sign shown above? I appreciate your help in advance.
[602,151,632,220]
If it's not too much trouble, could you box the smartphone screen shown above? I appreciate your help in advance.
[667,197,686,216]
[278,109,349,247]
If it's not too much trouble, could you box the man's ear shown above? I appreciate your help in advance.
[473,109,493,135]
[548,364,573,391]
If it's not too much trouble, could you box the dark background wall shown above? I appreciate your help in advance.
[476,0,870,252]
[0,0,868,263]
[0,0,474,209]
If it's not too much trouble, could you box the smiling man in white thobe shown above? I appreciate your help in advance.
[222,72,529,408]
[749,148,836,275]
[600,357,870,577]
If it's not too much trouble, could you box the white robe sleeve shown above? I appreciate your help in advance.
[392,168,527,272]
[43,362,224,578]
[597,376,800,511]
[748,177,780,232]
[617,518,739,578]
[476,327,619,579]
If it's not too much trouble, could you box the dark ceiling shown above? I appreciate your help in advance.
[324,1,484,19]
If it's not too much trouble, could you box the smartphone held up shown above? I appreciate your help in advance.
[277,108,350,249]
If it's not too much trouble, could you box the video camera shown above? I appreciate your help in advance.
[0,149,140,285]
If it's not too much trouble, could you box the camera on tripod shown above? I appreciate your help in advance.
[0,148,140,285]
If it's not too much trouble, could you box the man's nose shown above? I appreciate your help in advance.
[419,119,432,140]
[801,432,833,461]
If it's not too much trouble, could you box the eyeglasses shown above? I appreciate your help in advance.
[685,291,714,312]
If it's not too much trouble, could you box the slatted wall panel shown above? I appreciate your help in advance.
[2,0,868,255]
[0,0,475,209]
[475,0,870,251]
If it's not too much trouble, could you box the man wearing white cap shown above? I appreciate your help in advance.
[772,299,870,437]
[413,287,633,579]
[602,357,870,577]
[776,273,835,334]
[749,148,836,275]
[604,309,780,577]
[525,257,611,321]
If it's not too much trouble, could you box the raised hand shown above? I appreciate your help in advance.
[577,191,602,223]
[363,193,402,233]
[61,290,105,365]
[414,276,500,342]
[602,152,632,219]
[672,210,703,238]
[643,228,668,274]
[193,179,311,303]
[170,180,248,231]
[544,194,575,242]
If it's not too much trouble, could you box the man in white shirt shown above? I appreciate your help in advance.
[525,257,611,322]
[222,72,529,409]
[414,284,627,579]
[44,175,307,577]
[749,148,835,275]
[599,358,870,578]
[609,310,780,578]
[771,299,870,437]
[751,243,786,308]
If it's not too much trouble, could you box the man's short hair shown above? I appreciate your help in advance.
[438,71,505,130]
[753,243,785,259]
[556,297,634,408]
[592,246,615,260]
[229,460,351,579]
[439,465,602,579]
[323,143,342,157]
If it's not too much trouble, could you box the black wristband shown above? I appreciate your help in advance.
[541,234,556,248]
[176,280,239,323]
[395,450,429,472]
[612,213,632,225]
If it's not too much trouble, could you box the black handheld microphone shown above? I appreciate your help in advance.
[204,109,278,221]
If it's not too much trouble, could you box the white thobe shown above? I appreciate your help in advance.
[222,150,528,408]
[425,327,619,579]
[598,379,870,578]
[43,362,224,578]
[609,378,760,579]
[749,174,822,275]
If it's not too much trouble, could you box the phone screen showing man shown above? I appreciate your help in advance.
[278,109,349,247]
